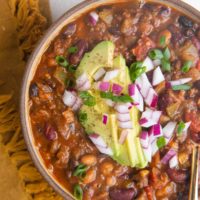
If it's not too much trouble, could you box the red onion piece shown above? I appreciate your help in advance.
[163,122,177,139]
[118,121,133,129]
[78,80,91,91]
[119,129,129,144]
[128,84,144,112]
[117,113,131,122]
[102,114,108,125]
[151,139,159,156]
[93,68,106,81]
[169,155,178,168]
[99,81,110,91]
[165,81,172,89]
[161,149,176,165]
[103,69,119,81]
[112,83,123,95]
[76,72,88,88]
[105,99,115,107]
[142,57,154,72]
[170,78,192,86]
[88,11,99,26]
[153,59,161,67]
[150,124,163,138]
[115,103,130,114]
[96,145,113,156]
[72,97,82,111]
[152,66,165,86]
[140,131,149,149]
[89,133,107,148]
[143,145,152,162]
[63,90,77,107]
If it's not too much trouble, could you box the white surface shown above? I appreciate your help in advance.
[49,0,200,21]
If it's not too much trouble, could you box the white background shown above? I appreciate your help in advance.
[49,0,200,22]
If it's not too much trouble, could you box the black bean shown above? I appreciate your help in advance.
[69,40,88,65]
[62,23,76,37]
[44,123,58,141]
[29,83,39,97]
[166,168,189,183]
[109,188,136,200]
[178,16,193,28]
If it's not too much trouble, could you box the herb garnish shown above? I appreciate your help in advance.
[160,35,166,47]
[68,46,78,54]
[68,65,77,73]
[78,112,88,124]
[100,92,133,103]
[163,47,171,60]
[157,136,166,149]
[161,58,171,72]
[73,184,83,200]
[149,49,163,60]
[73,164,87,178]
[172,84,191,91]
[79,91,96,107]
[55,55,69,67]
[177,121,186,136]
[129,61,146,82]
[181,61,193,73]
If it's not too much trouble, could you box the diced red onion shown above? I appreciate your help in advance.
[161,148,176,165]
[72,97,82,111]
[163,122,177,139]
[143,146,152,162]
[115,103,130,114]
[136,73,158,108]
[165,81,172,89]
[78,80,91,91]
[88,11,99,26]
[142,57,154,72]
[170,78,192,86]
[117,113,131,122]
[99,81,110,91]
[153,59,161,67]
[96,145,113,156]
[76,72,88,88]
[63,90,77,107]
[93,68,106,81]
[112,83,123,95]
[169,154,178,168]
[118,121,133,129]
[119,129,129,144]
[183,121,191,133]
[151,139,159,156]
[128,84,144,112]
[140,131,149,149]
[89,133,107,148]
[102,114,108,125]
[140,108,162,128]
[103,69,119,81]
[149,124,163,139]
[152,66,165,86]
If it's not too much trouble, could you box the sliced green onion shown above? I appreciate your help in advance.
[68,65,77,73]
[163,47,171,60]
[74,184,83,200]
[129,61,146,82]
[65,79,74,88]
[172,84,191,91]
[100,92,133,103]
[177,121,186,136]
[157,136,166,149]
[73,164,87,178]
[79,91,96,107]
[78,112,88,124]
[181,61,193,73]
[161,59,171,72]
[149,49,163,60]
[68,46,78,53]
[160,36,166,46]
[55,56,68,67]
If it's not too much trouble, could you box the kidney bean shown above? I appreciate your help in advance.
[178,16,193,28]
[166,168,189,183]
[62,23,77,37]
[190,131,200,144]
[108,27,121,37]
[109,188,136,200]
[69,40,88,65]
[44,123,58,141]
[159,6,170,17]
[29,83,39,97]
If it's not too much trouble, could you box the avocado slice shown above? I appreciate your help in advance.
[76,41,115,80]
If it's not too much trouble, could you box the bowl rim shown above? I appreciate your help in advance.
[20,0,200,199]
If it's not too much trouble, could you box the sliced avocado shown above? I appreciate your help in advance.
[76,41,115,80]
[112,55,131,93]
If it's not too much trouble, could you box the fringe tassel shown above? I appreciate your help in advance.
[0,95,63,200]
[8,0,47,59]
